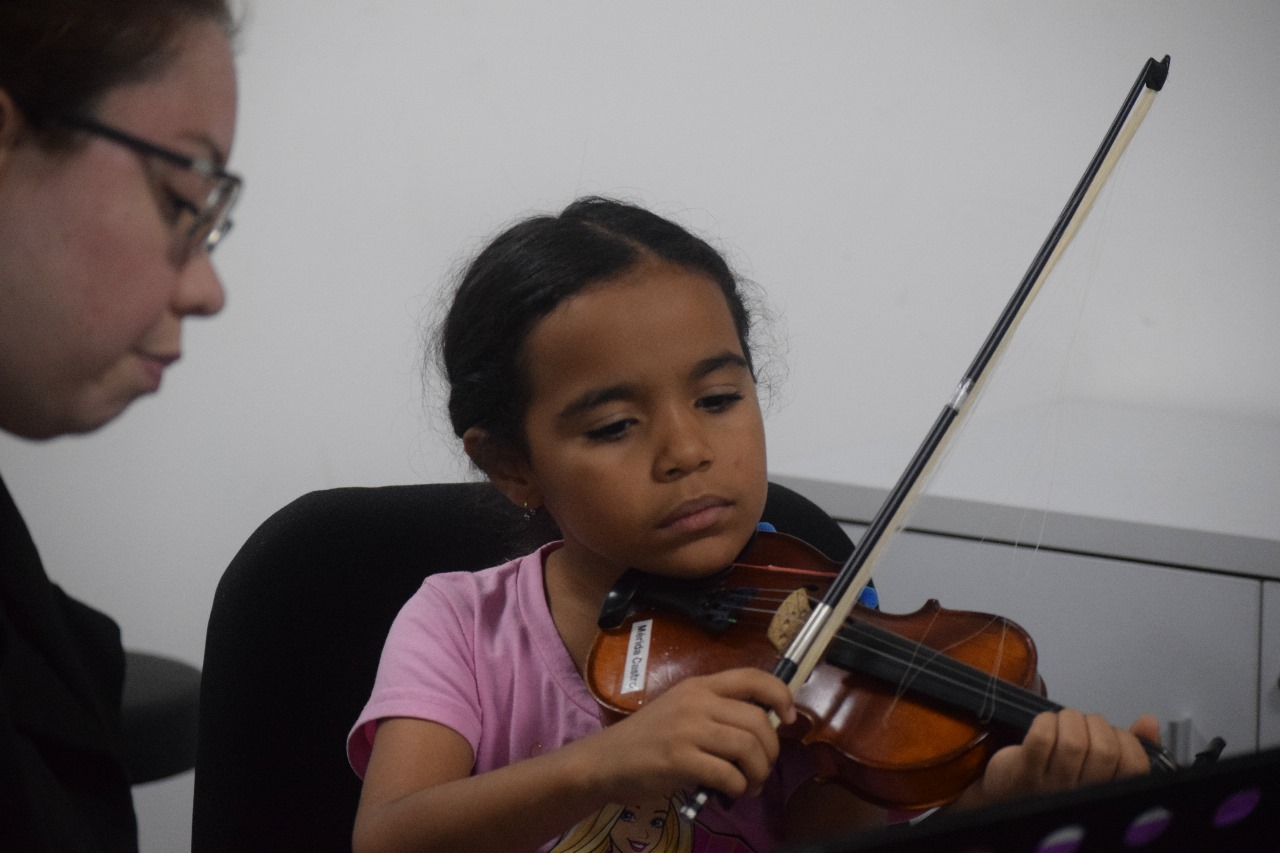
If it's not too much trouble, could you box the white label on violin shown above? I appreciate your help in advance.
[621,619,653,695]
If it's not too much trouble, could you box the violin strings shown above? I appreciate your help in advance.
[829,619,1061,727]
[722,591,1060,730]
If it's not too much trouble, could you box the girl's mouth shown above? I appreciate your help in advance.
[659,496,732,535]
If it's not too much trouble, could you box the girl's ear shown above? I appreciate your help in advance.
[462,426,542,511]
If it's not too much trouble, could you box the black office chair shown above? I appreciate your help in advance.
[122,650,201,784]
[192,481,854,852]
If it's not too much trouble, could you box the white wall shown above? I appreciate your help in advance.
[1,2,1277,849]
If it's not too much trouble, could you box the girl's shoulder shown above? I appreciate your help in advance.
[407,541,561,626]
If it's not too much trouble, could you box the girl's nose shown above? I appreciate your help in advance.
[654,408,713,480]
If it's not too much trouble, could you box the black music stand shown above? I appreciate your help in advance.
[782,746,1280,853]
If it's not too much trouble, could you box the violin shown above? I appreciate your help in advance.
[586,529,1164,811]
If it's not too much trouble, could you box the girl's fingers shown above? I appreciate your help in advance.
[960,708,1166,812]
[1027,710,1155,789]
[704,668,797,726]
[1019,710,1060,779]
[690,670,791,792]
[1123,715,1161,775]
[604,667,793,799]
[1076,713,1124,785]
[1048,708,1092,789]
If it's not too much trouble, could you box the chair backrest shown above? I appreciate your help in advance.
[192,481,853,852]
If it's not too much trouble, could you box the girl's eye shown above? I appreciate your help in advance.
[698,392,744,413]
[585,418,634,442]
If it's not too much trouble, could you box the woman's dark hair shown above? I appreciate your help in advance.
[439,196,757,457]
[0,0,236,145]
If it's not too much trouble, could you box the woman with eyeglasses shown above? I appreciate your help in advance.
[0,0,242,848]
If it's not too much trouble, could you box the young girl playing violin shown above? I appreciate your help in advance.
[347,196,1161,853]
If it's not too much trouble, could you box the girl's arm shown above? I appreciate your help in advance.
[353,717,602,853]
[352,667,797,853]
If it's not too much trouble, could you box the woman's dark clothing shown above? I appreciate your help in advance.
[0,473,137,852]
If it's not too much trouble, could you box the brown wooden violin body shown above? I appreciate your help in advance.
[586,531,1046,811]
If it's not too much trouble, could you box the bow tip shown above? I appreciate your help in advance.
[1144,55,1171,91]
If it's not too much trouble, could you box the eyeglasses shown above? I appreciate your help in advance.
[50,112,242,263]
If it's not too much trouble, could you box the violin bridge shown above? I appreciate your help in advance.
[768,587,812,653]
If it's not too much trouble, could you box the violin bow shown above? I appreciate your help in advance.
[683,54,1172,821]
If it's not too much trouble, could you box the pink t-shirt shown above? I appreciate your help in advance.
[349,543,812,852]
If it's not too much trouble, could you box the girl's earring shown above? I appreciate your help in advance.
[522,499,534,522]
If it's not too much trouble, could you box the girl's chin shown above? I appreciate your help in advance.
[648,535,755,578]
